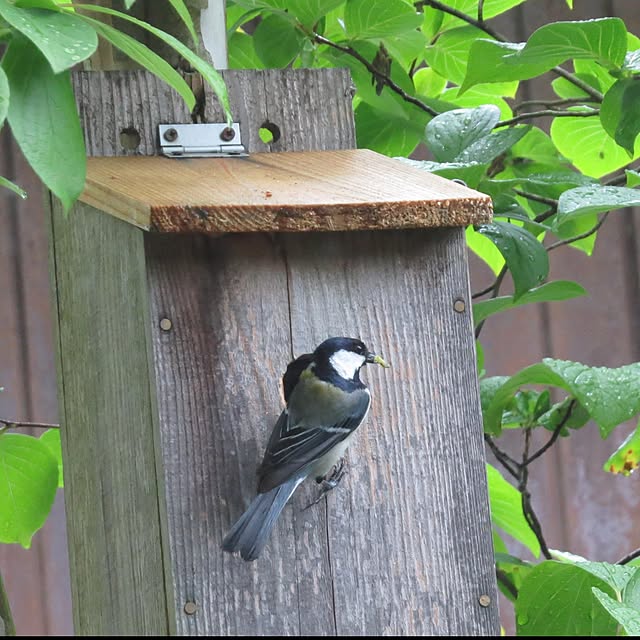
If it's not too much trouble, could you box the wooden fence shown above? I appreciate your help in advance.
[0,0,639,634]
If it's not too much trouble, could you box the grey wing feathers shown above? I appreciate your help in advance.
[257,390,370,493]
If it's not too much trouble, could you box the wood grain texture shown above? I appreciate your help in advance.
[47,199,171,635]
[81,151,492,233]
[285,228,499,635]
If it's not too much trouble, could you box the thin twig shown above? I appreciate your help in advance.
[514,189,558,207]
[513,97,593,112]
[477,0,485,24]
[484,433,520,479]
[617,548,640,565]
[546,214,609,252]
[313,34,439,116]
[496,567,518,599]
[526,400,576,465]
[498,109,598,128]
[520,427,552,559]
[0,418,60,430]
[474,265,508,338]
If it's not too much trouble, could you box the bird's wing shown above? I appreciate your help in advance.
[257,388,370,493]
[282,352,313,403]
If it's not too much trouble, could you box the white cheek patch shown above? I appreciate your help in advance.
[329,349,366,379]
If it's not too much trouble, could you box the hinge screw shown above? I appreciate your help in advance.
[163,128,178,142]
[220,127,236,141]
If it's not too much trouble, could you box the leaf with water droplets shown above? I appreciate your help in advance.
[516,561,618,636]
[0,0,97,73]
[477,220,549,299]
[555,185,640,228]
[593,587,640,635]
[425,105,500,162]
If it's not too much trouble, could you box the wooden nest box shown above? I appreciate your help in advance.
[47,68,499,636]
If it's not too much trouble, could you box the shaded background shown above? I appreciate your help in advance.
[1,0,639,634]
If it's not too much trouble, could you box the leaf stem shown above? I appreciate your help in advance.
[0,571,16,636]
[498,108,599,128]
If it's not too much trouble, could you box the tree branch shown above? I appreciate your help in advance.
[496,567,518,600]
[546,214,609,252]
[498,108,598,128]
[526,400,576,465]
[513,97,594,112]
[485,433,520,479]
[0,418,60,430]
[312,33,439,117]
[617,548,640,565]
[514,189,558,208]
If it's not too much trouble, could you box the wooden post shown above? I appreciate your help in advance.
[47,68,499,635]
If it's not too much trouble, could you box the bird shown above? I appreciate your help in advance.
[222,336,389,561]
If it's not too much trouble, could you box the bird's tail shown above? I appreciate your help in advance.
[222,478,303,561]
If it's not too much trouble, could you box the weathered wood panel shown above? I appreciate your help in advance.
[285,228,498,635]
[48,199,171,635]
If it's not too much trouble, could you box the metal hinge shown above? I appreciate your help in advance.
[158,123,247,158]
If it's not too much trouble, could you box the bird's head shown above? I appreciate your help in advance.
[313,337,389,381]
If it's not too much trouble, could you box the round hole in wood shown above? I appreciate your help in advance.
[120,127,141,150]
[258,121,281,145]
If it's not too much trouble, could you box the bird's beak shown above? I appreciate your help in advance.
[366,352,390,368]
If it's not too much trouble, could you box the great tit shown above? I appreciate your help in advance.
[222,336,389,561]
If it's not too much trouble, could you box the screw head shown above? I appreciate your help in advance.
[159,318,172,331]
[453,298,466,313]
[163,128,178,142]
[479,594,491,607]
[220,126,236,141]
[184,601,197,615]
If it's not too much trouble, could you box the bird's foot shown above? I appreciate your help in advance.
[303,459,348,511]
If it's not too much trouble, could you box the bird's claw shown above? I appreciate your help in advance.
[302,459,348,511]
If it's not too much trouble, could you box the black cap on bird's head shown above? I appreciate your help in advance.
[313,337,389,382]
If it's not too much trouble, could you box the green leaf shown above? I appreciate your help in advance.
[0,0,97,73]
[457,126,530,164]
[480,376,510,422]
[495,552,533,602]
[473,280,587,326]
[398,158,488,189]
[441,85,514,119]
[344,0,422,40]
[3,36,86,212]
[559,559,637,594]
[538,397,590,432]
[627,169,640,187]
[75,4,231,124]
[551,112,640,178]
[425,105,501,163]
[227,31,263,69]
[604,421,640,476]
[476,340,485,377]
[466,225,505,276]
[623,568,640,609]
[623,49,640,73]
[424,25,485,86]
[551,74,599,99]
[284,0,344,27]
[124,0,136,8]
[413,67,447,98]
[0,175,27,199]
[0,433,58,548]
[167,0,198,44]
[516,562,618,636]
[485,359,640,438]
[355,101,423,157]
[461,40,550,93]
[592,587,640,635]
[85,17,195,110]
[600,78,640,155]
[254,13,304,67]
[555,185,640,228]
[486,463,540,557]
[476,221,548,299]
[39,429,63,488]
[510,18,627,70]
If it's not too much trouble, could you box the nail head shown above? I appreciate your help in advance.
[184,601,197,615]
[453,298,466,313]
[160,318,173,331]
[479,594,491,607]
